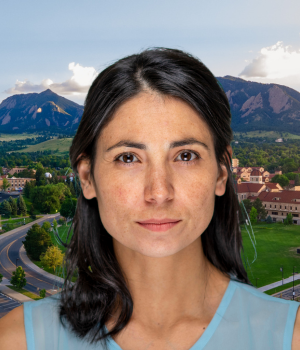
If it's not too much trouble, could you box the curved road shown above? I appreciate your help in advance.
[0,214,64,298]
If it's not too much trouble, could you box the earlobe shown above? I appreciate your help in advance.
[77,156,97,200]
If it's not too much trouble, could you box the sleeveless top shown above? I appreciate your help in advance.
[23,279,299,350]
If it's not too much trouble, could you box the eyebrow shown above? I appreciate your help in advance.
[105,137,210,153]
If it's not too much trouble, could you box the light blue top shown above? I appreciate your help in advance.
[23,279,299,350]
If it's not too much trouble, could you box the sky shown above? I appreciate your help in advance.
[1,0,300,105]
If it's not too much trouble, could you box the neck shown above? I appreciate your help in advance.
[109,236,230,332]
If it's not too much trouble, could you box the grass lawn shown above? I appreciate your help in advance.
[0,217,38,234]
[50,223,73,253]
[241,222,300,288]
[7,285,42,300]
[11,138,72,156]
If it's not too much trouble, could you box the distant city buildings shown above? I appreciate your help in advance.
[232,161,300,225]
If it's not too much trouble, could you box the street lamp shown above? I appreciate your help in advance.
[293,266,299,301]
[256,278,259,288]
[16,258,19,267]
[280,266,284,286]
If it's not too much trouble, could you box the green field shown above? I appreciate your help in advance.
[50,223,73,253]
[0,133,40,142]
[233,131,300,139]
[241,222,300,288]
[11,138,72,155]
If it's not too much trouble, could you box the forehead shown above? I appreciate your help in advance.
[98,92,214,148]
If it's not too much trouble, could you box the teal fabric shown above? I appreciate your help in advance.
[23,279,299,350]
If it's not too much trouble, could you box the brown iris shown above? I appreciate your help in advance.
[180,152,192,161]
[122,154,135,163]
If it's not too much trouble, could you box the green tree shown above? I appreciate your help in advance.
[0,166,3,175]
[252,198,267,220]
[10,266,27,289]
[23,223,53,260]
[8,196,18,216]
[17,195,27,216]
[23,180,36,198]
[1,178,10,191]
[284,213,293,225]
[295,174,300,186]
[42,221,52,233]
[241,199,252,214]
[60,197,77,220]
[40,246,65,272]
[53,218,58,230]
[35,165,46,186]
[39,288,46,298]
[271,174,290,188]
[249,206,258,224]
[0,273,3,283]
[0,200,12,217]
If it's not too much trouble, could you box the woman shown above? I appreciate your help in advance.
[0,48,299,350]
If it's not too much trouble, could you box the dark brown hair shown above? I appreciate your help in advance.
[60,47,250,349]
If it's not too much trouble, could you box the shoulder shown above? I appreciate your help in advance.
[0,305,27,350]
[292,306,300,350]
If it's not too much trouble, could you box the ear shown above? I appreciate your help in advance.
[215,145,233,197]
[76,155,97,200]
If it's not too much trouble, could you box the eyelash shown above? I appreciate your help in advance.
[114,150,201,167]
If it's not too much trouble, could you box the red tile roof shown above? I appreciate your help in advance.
[237,183,265,193]
[251,169,261,176]
[257,190,300,204]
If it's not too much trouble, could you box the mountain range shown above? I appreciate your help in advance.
[218,76,300,134]
[1,77,300,135]
[0,89,83,133]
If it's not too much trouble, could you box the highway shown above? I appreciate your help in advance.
[0,214,64,298]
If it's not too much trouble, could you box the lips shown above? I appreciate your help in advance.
[137,218,181,232]
[137,218,180,224]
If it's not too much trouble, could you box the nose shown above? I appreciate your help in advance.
[144,165,174,205]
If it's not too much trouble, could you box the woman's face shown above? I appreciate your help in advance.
[81,92,231,258]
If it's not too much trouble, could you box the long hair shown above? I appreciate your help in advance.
[60,48,250,348]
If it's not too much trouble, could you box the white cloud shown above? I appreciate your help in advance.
[5,63,98,96]
[239,42,300,91]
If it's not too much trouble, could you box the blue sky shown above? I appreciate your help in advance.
[1,0,300,105]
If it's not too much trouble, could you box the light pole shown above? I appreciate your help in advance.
[280,266,284,285]
[16,258,19,267]
[293,266,298,301]
[256,278,259,288]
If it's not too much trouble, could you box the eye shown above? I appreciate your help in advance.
[115,153,139,164]
[175,151,199,162]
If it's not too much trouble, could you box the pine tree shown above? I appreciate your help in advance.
[8,196,18,216]
[10,266,27,289]
[0,200,12,217]
[17,195,27,216]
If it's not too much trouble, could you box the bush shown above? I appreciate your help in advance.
[39,289,46,298]
[266,215,273,224]
[58,217,66,225]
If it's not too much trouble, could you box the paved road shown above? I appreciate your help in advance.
[0,214,63,298]
[273,283,300,301]
[0,292,21,318]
